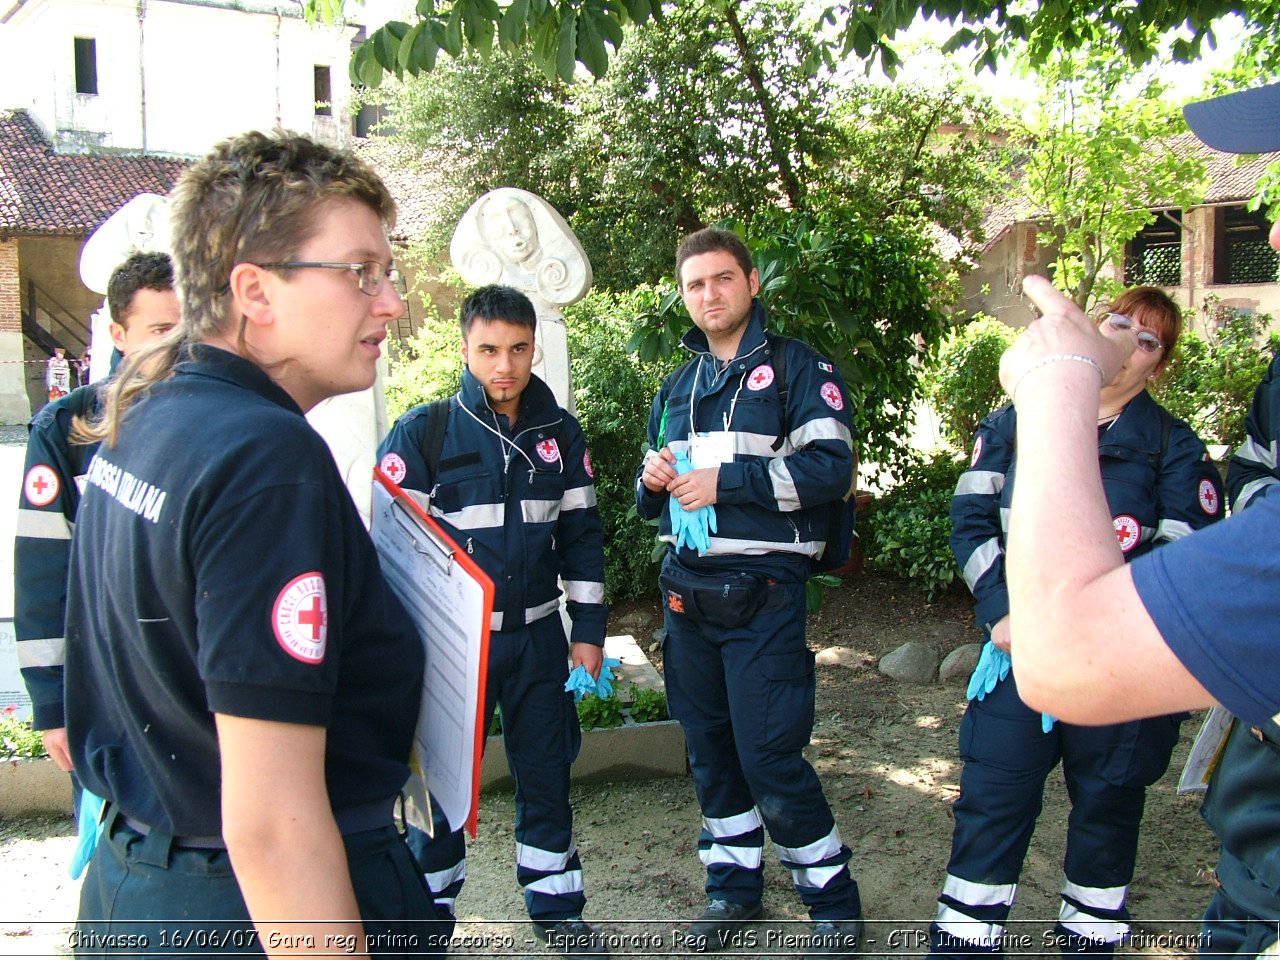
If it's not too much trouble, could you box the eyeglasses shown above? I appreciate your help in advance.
[1104,313,1164,354]
[252,261,406,298]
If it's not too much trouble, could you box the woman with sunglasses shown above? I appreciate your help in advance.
[928,286,1224,959]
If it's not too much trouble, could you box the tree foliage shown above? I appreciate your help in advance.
[375,1,840,290]
[1013,40,1209,310]
[318,0,1278,91]
[1151,299,1280,451]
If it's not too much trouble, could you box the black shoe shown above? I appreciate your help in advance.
[533,917,610,956]
[685,900,764,952]
[803,918,863,960]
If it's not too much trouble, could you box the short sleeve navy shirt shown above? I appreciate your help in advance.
[65,345,422,837]
[1131,485,1280,729]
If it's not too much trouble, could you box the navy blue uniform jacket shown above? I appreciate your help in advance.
[635,300,856,578]
[378,369,607,645]
[952,390,1224,634]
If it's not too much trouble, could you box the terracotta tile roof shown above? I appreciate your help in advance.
[354,136,449,244]
[979,135,1280,252]
[0,110,188,236]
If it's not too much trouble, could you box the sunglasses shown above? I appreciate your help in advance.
[1103,313,1163,354]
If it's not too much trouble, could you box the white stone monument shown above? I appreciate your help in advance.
[449,188,592,413]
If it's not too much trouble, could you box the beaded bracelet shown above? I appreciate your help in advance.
[1011,352,1104,400]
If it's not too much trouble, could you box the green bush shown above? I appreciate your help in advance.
[1151,300,1280,452]
[861,454,966,598]
[566,288,682,602]
[1,706,46,760]
[629,687,669,723]
[385,305,462,421]
[923,315,1016,457]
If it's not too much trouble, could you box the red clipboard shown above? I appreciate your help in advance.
[373,468,493,838]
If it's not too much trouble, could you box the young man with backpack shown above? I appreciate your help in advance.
[635,227,863,959]
[377,284,608,953]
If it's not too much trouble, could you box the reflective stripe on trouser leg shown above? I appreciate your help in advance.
[495,618,586,922]
[930,678,1058,956]
[931,874,1018,955]
[405,803,467,922]
[1054,876,1130,952]
[662,579,764,906]
[662,565,858,918]
[1053,715,1180,953]
[699,807,765,895]
[773,826,857,918]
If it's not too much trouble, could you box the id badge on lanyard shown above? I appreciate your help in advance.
[689,432,734,471]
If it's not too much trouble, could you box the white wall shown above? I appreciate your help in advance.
[1,0,356,156]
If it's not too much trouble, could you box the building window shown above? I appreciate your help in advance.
[1124,213,1182,286]
[74,37,98,95]
[1214,205,1280,285]
[314,65,332,116]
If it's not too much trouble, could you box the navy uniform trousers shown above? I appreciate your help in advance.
[407,615,585,925]
[661,558,861,920]
[77,806,452,958]
[929,673,1180,958]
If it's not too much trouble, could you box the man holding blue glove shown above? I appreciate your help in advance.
[636,228,863,958]
[379,285,608,954]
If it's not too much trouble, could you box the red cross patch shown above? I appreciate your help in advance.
[379,452,407,485]
[583,450,594,479]
[746,364,774,391]
[23,464,59,507]
[272,572,328,664]
[820,381,844,411]
[666,590,685,614]
[1113,515,1140,554]
[1199,479,1220,515]
[536,438,561,463]
[971,435,984,467]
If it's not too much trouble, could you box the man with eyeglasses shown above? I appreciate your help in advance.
[995,81,1280,955]
[377,284,609,955]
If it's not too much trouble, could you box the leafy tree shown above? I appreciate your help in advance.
[321,0,1270,91]
[374,0,839,290]
[1013,41,1209,309]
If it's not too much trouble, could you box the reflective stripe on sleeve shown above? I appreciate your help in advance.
[962,537,1002,591]
[17,636,66,668]
[954,470,1005,497]
[15,508,72,539]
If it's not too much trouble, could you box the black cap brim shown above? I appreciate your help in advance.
[1184,82,1280,154]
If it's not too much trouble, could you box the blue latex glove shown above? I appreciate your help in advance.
[595,657,622,699]
[69,789,106,879]
[670,451,718,555]
[564,665,597,703]
[564,657,624,702]
[1042,713,1057,733]
[966,639,1012,701]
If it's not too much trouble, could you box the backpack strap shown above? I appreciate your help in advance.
[422,396,451,490]
[766,333,790,452]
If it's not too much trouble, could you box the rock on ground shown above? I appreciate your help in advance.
[879,641,939,683]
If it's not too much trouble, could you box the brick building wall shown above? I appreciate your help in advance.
[0,239,19,334]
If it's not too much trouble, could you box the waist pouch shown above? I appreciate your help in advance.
[660,562,768,629]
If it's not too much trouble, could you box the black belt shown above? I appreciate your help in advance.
[112,798,395,850]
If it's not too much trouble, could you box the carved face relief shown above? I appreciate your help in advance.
[480,196,540,267]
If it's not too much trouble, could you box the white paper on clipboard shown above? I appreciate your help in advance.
[1177,706,1234,795]
[370,474,493,837]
